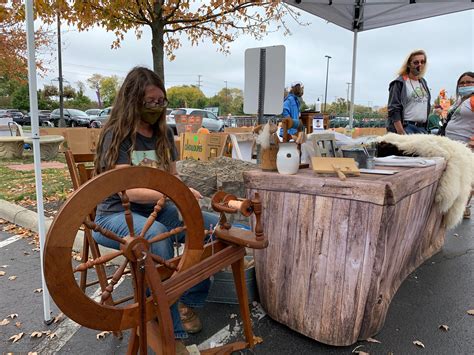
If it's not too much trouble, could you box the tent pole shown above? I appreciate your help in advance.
[25,0,53,324]
[349,29,358,129]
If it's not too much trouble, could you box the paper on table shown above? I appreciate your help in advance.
[359,168,398,175]
[374,155,436,167]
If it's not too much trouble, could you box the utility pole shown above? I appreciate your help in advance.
[57,11,65,127]
[323,55,331,113]
[224,80,228,114]
[197,75,202,90]
[346,82,351,116]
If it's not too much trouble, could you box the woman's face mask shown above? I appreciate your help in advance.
[458,86,474,98]
[140,107,164,125]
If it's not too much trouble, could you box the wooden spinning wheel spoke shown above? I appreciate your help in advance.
[100,259,129,304]
[120,190,135,238]
[147,225,187,244]
[149,253,178,271]
[74,250,123,273]
[83,220,126,245]
[139,196,166,239]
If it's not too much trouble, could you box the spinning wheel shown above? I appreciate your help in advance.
[44,166,267,354]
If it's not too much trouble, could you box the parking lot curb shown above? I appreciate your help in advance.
[0,199,120,262]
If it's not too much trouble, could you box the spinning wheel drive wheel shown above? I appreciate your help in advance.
[44,166,206,332]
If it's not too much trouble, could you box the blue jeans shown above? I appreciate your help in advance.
[404,123,427,134]
[93,202,219,339]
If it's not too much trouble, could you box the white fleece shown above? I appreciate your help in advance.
[377,133,474,228]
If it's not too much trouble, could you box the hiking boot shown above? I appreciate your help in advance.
[175,340,190,355]
[178,302,202,334]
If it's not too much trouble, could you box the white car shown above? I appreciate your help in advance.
[168,108,224,134]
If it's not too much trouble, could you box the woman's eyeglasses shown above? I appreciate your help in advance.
[411,60,426,66]
[143,98,168,109]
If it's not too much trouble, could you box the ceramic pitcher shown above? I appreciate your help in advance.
[276,142,300,175]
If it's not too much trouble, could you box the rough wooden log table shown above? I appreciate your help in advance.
[244,159,446,346]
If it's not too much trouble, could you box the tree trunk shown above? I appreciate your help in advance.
[151,20,165,84]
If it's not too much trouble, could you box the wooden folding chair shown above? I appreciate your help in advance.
[64,151,110,294]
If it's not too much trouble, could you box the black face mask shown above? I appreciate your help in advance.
[410,65,421,77]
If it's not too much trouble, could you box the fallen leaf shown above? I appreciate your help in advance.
[47,332,57,339]
[438,324,449,331]
[23,252,30,256]
[31,247,40,252]
[15,321,21,328]
[96,331,111,339]
[31,331,43,338]
[253,335,263,344]
[352,345,367,354]
[413,340,425,348]
[366,337,381,344]
[42,330,51,335]
[0,271,5,276]
[0,319,10,326]
[467,310,474,315]
[33,288,43,293]
[8,275,17,280]
[28,352,38,355]
[9,332,24,343]
[53,312,64,324]
[0,265,8,268]
[7,314,18,319]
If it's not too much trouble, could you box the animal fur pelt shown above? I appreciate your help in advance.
[377,133,474,228]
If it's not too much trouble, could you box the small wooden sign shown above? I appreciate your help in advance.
[311,157,360,177]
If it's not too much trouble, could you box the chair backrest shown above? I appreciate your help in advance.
[65,151,95,189]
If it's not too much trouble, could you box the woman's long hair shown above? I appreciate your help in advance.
[455,71,474,97]
[397,49,427,77]
[94,66,172,175]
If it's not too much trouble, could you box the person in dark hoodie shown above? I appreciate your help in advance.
[387,49,431,134]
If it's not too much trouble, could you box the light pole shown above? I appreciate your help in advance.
[323,55,331,113]
[346,82,351,116]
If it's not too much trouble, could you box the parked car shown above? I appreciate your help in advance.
[23,110,52,126]
[95,106,112,125]
[4,109,25,126]
[168,108,224,135]
[49,108,92,127]
[0,109,12,119]
[85,108,102,116]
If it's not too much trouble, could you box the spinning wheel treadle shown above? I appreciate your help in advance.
[44,166,267,354]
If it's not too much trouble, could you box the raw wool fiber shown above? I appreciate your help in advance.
[377,133,474,228]
[177,157,257,198]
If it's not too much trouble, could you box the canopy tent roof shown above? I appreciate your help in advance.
[284,1,473,32]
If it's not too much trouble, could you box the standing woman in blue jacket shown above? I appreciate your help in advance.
[387,49,431,134]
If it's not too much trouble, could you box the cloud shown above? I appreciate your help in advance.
[39,9,473,108]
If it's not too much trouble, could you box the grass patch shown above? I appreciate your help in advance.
[0,151,73,206]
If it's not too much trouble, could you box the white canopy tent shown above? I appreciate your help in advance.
[283,0,474,127]
[25,0,52,323]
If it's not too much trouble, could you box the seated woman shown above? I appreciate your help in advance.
[92,66,219,342]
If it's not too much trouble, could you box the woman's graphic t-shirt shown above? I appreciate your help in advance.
[96,127,178,215]
[404,79,428,123]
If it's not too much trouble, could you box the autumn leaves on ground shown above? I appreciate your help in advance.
[0,153,72,216]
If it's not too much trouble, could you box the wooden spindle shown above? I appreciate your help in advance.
[74,250,123,272]
[121,191,135,238]
[101,259,128,304]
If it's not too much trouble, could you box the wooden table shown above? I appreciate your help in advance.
[244,160,446,346]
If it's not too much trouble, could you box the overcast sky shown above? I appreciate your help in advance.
[38,7,473,109]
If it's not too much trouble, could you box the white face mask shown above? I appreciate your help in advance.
[458,86,474,97]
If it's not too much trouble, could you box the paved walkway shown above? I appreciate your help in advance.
[5,162,65,171]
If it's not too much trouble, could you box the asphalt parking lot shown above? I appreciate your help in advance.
[0,217,472,354]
